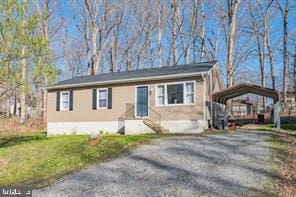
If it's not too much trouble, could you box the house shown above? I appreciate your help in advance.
[46,62,224,135]
[231,99,253,116]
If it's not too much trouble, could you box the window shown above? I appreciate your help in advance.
[155,81,195,106]
[185,82,194,104]
[167,84,184,104]
[60,91,69,111]
[157,85,165,105]
[98,88,108,109]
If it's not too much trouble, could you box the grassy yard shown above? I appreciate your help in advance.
[265,131,296,195]
[257,123,296,133]
[281,123,296,131]
[0,132,160,188]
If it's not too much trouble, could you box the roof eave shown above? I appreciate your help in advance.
[46,71,208,90]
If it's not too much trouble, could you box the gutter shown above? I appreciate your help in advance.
[46,71,209,90]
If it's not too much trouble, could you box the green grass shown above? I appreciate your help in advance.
[266,133,289,154]
[264,130,296,195]
[256,123,296,132]
[0,132,159,188]
[281,123,296,131]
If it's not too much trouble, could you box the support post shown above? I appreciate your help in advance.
[210,68,213,128]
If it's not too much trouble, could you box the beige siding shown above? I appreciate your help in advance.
[47,76,206,122]
[204,64,224,121]
[149,80,204,120]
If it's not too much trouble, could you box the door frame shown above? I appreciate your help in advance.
[135,85,149,118]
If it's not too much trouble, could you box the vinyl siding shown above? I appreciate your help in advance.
[47,76,208,122]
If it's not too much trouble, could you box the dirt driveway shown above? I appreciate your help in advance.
[35,131,275,196]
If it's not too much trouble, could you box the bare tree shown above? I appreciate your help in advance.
[32,0,63,120]
[276,0,291,101]
[82,0,120,75]
[20,46,27,124]
[226,0,240,87]
[247,0,266,110]
[169,0,179,64]
[134,1,156,69]
[266,23,275,89]
[156,0,167,67]
[207,0,225,61]
[261,0,276,90]
[200,0,206,61]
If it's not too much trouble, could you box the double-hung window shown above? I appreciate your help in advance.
[98,88,108,109]
[156,81,195,106]
[185,82,194,104]
[60,91,70,111]
[157,85,165,105]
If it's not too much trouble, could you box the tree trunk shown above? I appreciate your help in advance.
[41,0,50,121]
[200,0,205,61]
[293,46,296,102]
[171,0,178,64]
[90,26,99,75]
[226,0,240,87]
[188,0,198,63]
[109,46,114,72]
[35,81,42,117]
[43,85,47,122]
[20,47,27,124]
[266,23,275,90]
[282,12,288,102]
[157,0,163,67]
[175,5,187,64]
[262,14,267,112]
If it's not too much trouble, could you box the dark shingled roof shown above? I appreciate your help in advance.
[49,62,217,89]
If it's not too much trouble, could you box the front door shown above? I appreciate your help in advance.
[136,86,148,117]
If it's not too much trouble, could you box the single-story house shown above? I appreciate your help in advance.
[46,62,224,135]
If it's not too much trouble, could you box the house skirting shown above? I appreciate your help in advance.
[162,120,207,133]
[47,120,208,135]
[47,121,118,135]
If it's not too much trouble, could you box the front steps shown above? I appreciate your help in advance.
[143,119,169,134]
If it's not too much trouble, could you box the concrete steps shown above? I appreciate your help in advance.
[143,119,169,134]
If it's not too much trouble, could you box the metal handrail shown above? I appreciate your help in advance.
[117,103,162,133]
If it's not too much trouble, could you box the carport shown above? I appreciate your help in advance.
[212,83,281,129]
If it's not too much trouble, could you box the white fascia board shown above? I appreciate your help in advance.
[46,72,209,90]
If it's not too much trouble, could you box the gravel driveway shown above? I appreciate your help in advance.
[35,131,275,196]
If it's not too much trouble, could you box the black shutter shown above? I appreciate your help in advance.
[92,89,97,110]
[69,90,73,111]
[108,88,112,109]
[56,91,60,111]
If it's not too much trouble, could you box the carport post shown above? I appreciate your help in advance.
[274,101,281,131]
[210,68,213,128]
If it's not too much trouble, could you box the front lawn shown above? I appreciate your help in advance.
[266,131,296,195]
[0,132,159,188]
[257,123,296,133]
[281,123,296,131]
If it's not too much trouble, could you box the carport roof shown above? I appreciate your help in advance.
[212,83,280,104]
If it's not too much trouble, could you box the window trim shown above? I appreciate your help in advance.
[60,91,70,111]
[155,81,196,107]
[97,88,108,109]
